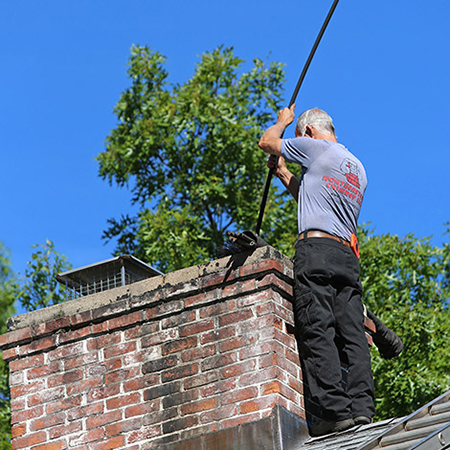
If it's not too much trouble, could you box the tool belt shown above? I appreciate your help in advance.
[298,230,360,258]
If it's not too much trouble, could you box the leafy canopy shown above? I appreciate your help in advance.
[359,226,450,419]
[97,45,297,272]
[0,244,17,450]
[16,240,71,312]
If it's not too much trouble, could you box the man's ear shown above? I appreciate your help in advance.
[305,125,313,137]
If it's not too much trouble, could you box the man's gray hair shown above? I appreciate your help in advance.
[296,108,336,137]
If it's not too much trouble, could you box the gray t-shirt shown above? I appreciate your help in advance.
[281,137,367,241]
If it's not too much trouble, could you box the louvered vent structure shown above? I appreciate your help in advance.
[56,254,163,300]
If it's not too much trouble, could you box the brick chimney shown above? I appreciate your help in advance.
[1,245,376,449]
[0,246,314,449]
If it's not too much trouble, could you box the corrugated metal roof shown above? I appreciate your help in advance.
[301,418,401,450]
[357,390,450,450]
[299,390,450,450]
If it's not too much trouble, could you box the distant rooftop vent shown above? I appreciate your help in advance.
[56,255,163,301]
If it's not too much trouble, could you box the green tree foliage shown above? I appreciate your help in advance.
[97,44,450,420]
[97,45,297,272]
[17,240,72,312]
[0,244,17,450]
[359,226,450,420]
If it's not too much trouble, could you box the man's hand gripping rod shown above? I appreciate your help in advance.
[255,0,340,235]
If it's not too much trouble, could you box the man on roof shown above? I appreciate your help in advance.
[258,105,375,436]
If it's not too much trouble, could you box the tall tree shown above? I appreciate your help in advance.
[0,244,17,450]
[98,44,449,420]
[359,226,450,419]
[16,240,71,312]
[97,45,297,272]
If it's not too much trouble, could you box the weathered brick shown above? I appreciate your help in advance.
[222,411,261,429]
[11,379,46,399]
[86,333,121,352]
[200,326,236,345]
[220,359,257,379]
[201,353,237,372]
[221,386,258,405]
[127,425,162,444]
[143,407,178,426]
[30,439,67,450]
[178,319,214,337]
[69,428,105,447]
[103,341,136,359]
[67,402,104,421]
[105,417,142,437]
[106,392,141,411]
[142,355,178,374]
[86,410,122,430]
[200,378,237,398]
[0,326,32,348]
[66,375,104,397]
[108,310,144,331]
[180,397,218,415]
[124,373,159,393]
[241,394,279,414]
[46,395,83,415]
[10,396,26,413]
[143,381,180,401]
[198,299,235,319]
[104,366,140,385]
[92,300,128,321]
[11,405,44,424]
[181,343,216,362]
[218,336,249,353]
[162,415,198,434]
[86,383,121,403]
[218,308,254,328]
[257,273,293,296]
[141,328,178,348]
[161,336,197,356]
[125,399,160,418]
[12,431,47,449]
[9,353,44,372]
[1,346,19,361]
[199,404,238,424]
[21,335,58,356]
[27,360,62,381]
[90,435,125,450]
[49,420,83,440]
[183,371,219,390]
[29,412,66,431]
[70,310,92,327]
[184,292,212,309]
[48,341,85,361]
[147,299,184,320]
[162,389,198,409]
[64,352,99,370]
[239,258,284,277]
[11,422,26,439]
[160,310,196,330]
[162,363,199,383]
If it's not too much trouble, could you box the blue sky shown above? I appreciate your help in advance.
[1,0,449,289]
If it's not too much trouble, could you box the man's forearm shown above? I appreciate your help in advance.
[277,168,300,202]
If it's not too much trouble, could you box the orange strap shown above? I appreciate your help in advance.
[351,234,360,258]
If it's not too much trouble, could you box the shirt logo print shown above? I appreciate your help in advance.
[340,159,360,188]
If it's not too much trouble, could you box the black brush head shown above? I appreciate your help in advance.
[216,231,269,258]
[216,241,242,257]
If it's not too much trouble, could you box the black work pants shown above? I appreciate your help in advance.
[293,237,375,422]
